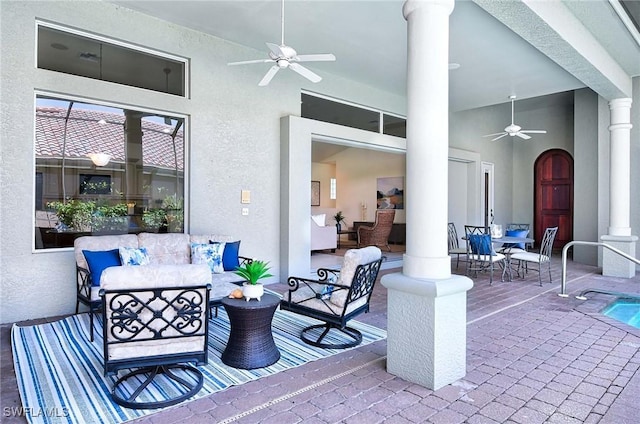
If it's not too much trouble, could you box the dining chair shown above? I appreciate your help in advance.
[464,225,506,285]
[447,222,467,269]
[510,226,558,286]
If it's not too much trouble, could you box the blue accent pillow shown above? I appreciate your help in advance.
[469,234,496,256]
[192,242,225,274]
[504,229,529,250]
[211,240,241,271]
[119,247,150,266]
[82,249,121,287]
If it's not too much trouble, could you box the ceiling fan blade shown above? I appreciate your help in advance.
[258,65,280,86]
[289,62,322,83]
[519,130,547,134]
[295,53,336,62]
[266,42,286,57]
[228,59,274,66]
[515,132,532,140]
[491,133,509,141]
[483,132,506,138]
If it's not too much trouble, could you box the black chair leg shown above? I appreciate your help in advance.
[111,364,203,409]
[300,323,362,349]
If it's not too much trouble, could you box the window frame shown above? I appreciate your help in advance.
[33,90,190,252]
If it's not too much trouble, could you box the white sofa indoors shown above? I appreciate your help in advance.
[74,232,248,340]
[310,214,337,252]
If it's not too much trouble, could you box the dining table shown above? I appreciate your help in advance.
[492,235,535,281]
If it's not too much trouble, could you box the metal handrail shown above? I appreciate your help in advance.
[559,241,640,297]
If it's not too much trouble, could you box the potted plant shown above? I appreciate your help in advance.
[333,211,345,232]
[93,203,128,233]
[234,260,273,301]
[162,193,184,233]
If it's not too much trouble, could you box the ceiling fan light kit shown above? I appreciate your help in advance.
[227,0,335,86]
[483,95,547,141]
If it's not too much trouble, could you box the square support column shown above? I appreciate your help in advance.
[382,272,473,390]
[601,235,638,278]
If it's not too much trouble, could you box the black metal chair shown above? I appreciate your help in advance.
[281,247,383,349]
[100,265,210,409]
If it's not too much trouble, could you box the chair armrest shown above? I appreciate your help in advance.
[284,275,349,303]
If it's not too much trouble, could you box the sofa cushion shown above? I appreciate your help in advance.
[191,242,225,274]
[74,234,138,271]
[82,249,122,287]
[311,214,326,227]
[119,246,150,266]
[138,232,190,264]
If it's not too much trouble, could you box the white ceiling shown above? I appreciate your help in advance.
[112,0,637,112]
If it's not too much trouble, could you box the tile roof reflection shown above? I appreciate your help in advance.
[35,107,184,171]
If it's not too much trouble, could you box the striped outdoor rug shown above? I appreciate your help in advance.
[12,306,386,424]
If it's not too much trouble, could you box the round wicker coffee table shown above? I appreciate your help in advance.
[221,293,281,369]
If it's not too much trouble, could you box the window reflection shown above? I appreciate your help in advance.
[34,95,185,249]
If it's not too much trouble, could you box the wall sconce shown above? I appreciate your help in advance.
[87,153,111,167]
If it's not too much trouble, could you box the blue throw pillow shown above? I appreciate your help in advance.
[211,240,241,271]
[82,249,121,287]
[504,229,529,250]
[469,234,496,256]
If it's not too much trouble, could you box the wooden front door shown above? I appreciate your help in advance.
[534,149,574,249]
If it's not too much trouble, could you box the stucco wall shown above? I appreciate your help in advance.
[0,1,405,323]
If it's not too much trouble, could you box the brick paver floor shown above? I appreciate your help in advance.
[1,255,639,423]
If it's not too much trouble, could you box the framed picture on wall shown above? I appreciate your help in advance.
[311,181,320,206]
[377,176,404,209]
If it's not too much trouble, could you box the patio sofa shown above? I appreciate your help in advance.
[74,232,249,340]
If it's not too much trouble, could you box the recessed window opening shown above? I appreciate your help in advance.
[301,91,406,138]
[37,22,187,96]
[34,94,187,250]
[330,178,337,200]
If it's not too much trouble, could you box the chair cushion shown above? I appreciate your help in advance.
[469,234,496,256]
[82,249,122,286]
[331,246,382,308]
[119,247,150,266]
[191,242,225,274]
[503,229,529,250]
[510,252,549,264]
[138,232,191,264]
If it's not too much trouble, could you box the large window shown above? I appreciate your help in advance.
[35,94,186,249]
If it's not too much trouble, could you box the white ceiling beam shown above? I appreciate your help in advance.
[473,0,633,100]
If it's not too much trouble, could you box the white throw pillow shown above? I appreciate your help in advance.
[191,242,225,274]
[311,214,326,227]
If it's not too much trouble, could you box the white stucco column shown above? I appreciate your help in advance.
[602,98,637,277]
[381,0,473,391]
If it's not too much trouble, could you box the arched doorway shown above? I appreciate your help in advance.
[534,149,574,249]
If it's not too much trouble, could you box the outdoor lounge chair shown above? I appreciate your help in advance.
[280,246,383,349]
[100,264,211,409]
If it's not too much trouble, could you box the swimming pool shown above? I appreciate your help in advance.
[602,299,640,329]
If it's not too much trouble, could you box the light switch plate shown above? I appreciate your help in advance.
[241,190,251,204]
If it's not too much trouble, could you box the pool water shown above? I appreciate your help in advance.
[602,299,640,329]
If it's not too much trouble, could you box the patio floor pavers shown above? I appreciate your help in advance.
[1,255,639,423]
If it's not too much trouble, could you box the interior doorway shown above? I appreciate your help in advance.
[534,149,574,249]
[481,162,495,229]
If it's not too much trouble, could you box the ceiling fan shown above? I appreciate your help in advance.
[483,95,547,141]
[227,0,336,86]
